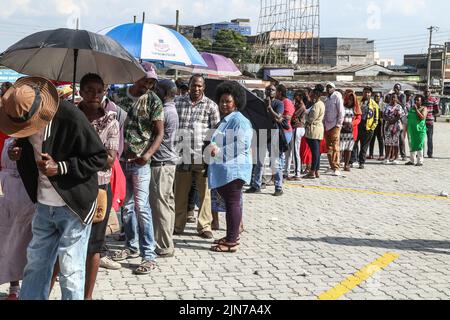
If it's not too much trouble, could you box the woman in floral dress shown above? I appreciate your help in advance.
[383,94,405,165]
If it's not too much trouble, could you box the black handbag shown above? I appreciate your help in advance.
[277,124,290,153]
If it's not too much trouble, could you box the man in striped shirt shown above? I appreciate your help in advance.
[423,87,440,158]
[174,75,220,239]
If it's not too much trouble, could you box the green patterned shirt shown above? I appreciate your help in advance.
[115,87,164,157]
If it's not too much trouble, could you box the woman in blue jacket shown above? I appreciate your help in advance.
[207,82,253,253]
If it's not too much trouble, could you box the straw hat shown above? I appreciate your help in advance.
[0,76,59,138]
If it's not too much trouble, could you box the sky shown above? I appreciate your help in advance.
[0,0,449,64]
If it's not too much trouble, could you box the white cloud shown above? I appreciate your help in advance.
[383,0,428,16]
[0,0,34,18]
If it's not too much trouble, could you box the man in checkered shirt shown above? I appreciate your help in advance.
[174,75,220,239]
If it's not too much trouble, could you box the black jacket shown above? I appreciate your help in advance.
[17,101,108,225]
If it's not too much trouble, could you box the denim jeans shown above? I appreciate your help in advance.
[121,162,157,262]
[252,142,284,192]
[20,204,92,300]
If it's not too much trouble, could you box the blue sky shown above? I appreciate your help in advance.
[0,0,449,64]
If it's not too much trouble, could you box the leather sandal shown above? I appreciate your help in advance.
[133,261,157,275]
[214,237,240,245]
[210,243,239,253]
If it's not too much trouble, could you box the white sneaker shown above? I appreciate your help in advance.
[333,170,342,177]
[383,160,389,165]
[391,160,400,165]
[100,256,122,270]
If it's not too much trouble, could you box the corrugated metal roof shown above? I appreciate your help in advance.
[326,64,393,74]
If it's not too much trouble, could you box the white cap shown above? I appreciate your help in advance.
[326,82,336,89]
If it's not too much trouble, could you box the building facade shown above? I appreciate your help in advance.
[195,19,251,41]
[298,37,375,67]
[161,25,196,39]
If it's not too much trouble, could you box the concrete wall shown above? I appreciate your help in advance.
[314,38,375,67]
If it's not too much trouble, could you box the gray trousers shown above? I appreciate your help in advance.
[150,165,176,256]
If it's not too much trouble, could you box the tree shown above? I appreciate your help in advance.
[211,29,252,63]
[191,38,213,53]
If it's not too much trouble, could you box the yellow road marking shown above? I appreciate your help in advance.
[317,253,400,300]
[286,184,450,201]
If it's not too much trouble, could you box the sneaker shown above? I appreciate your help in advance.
[391,160,400,165]
[359,164,365,169]
[245,187,261,194]
[416,163,424,167]
[383,160,389,165]
[111,249,140,262]
[261,183,267,190]
[273,190,284,197]
[333,170,342,177]
[100,256,122,270]
[325,168,333,174]
[405,162,415,166]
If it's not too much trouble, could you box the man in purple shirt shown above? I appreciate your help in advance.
[324,82,345,176]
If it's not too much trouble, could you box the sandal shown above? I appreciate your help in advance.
[214,237,240,245]
[133,261,157,275]
[111,249,140,262]
[210,243,239,253]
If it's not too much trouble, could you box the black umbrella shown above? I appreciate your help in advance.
[204,78,272,130]
[0,28,145,102]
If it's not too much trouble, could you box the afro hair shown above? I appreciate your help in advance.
[215,81,247,111]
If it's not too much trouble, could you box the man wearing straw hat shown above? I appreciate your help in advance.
[0,76,108,300]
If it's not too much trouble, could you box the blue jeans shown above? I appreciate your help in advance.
[252,142,284,192]
[20,204,92,300]
[121,162,156,262]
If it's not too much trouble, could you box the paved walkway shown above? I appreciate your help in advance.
[2,122,449,300]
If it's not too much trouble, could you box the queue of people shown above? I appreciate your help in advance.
[0,73,441,301]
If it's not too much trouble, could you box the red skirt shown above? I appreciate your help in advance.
[300,136,312,165]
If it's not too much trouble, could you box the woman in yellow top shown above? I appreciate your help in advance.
[304,84,326,179]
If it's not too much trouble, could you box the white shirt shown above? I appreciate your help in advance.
[28,128,66,207]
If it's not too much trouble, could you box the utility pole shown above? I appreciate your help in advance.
[175,10,180,80]
[427,26,439,87]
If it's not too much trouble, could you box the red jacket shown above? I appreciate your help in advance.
[352,114,362,141]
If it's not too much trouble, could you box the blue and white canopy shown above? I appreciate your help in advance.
[99,23,207,67]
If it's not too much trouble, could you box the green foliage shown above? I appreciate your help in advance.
[211,30,252,63]
[191,38,213,52]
